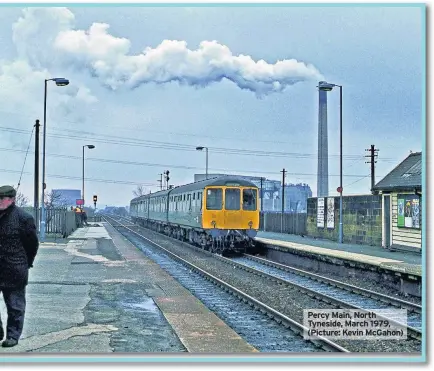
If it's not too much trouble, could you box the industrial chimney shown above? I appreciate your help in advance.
[317,82,329,197]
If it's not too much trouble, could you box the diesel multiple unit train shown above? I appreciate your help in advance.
[130,176,260,253]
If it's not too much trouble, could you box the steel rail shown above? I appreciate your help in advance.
[102,215,349,353]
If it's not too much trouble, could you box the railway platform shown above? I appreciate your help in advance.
[255,231,422,297]
[0,223,257,358]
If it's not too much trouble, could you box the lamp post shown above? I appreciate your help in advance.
[82,145,95,209]
[40,77,70,242]
[318,81,343,243]
[196,146,209,180]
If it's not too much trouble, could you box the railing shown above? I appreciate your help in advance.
[24,207,78,238]
[260,212,307,235]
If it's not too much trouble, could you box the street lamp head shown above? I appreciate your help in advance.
[318,81,336,91]
[51,78,70,86]
[196,146,204,151]
[85,145,95,149]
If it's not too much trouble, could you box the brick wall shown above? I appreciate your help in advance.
[307,195,382,246]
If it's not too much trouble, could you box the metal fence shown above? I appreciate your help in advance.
[24,207,78,237]
[260,212,307,235]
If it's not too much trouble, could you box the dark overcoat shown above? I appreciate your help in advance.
[0,204,39,288]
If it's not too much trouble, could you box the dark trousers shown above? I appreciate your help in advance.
[0,287,26,340]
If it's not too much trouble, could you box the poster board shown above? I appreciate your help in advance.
[397,194,420,229]
[317,198,325,228]
[326,197,335,229]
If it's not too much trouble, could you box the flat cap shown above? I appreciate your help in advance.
[0,185,17,198]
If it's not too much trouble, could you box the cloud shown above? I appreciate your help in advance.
[0,7,98,140]
[12,7,75,68]
[53,21,323,96]
[8,7,323,97]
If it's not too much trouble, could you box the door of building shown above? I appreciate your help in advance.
[384,195,391,247]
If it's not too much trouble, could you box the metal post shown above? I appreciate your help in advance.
[370,144,375,192]
[339,86,343,244]
[40,80,48,241]
[34,119,40,230]
[281,168,286,233]
[205,147,208,180]
[82,145,85,209]
[260,177,264,212]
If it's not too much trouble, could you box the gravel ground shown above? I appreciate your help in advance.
[308,270,422,306]
[125,225,421,354]
[264,248,422,305]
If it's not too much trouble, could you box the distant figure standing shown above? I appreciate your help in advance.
[82,211,88,226]
[0,185,39,347]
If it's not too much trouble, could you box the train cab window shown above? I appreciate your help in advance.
[225,188,240,210]
[206,188,223,210]
[243,189,257,211]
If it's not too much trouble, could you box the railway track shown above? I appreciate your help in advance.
[102,215,349,353]
[108,215,421,340]
[101,218,422,352]
[223,254,422,341]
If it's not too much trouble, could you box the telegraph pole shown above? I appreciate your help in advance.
[34,119,40,230]
[365,145,379,193]
[260,177,264,212]
[158,173,163,190]
[280,168,286,233]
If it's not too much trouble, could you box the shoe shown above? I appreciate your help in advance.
[2,338,18,348]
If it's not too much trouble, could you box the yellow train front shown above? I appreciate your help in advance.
[130,176,260,254]
[199,178,259,253]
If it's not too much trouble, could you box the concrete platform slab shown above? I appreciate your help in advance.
[1,223,257,356]
[256,235,422,277]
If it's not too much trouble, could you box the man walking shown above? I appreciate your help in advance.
[0,185,39,347]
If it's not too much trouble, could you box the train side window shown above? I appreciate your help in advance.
[243,189,257,211]
[206,188,223,210]
[193,193,195,200]
[225,188,240,210]
[199,192,202,211]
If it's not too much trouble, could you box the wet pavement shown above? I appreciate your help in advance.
[0,223,256,357]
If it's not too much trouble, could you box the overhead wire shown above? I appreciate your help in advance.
[0,147,386,179]
[0,124,396,162]
[15,126,34,192]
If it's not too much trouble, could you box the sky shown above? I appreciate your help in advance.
[0,4,424,208]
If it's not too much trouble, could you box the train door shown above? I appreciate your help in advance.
[224,187,241,229]
[202,187,224,229]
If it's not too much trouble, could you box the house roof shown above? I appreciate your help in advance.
[373,152,422,192]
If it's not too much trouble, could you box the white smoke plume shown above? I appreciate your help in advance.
[12,7,75,68]
[11,7,323,97]
[52,18,322,95]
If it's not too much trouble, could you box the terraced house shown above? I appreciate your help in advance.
[373,152,422,252]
